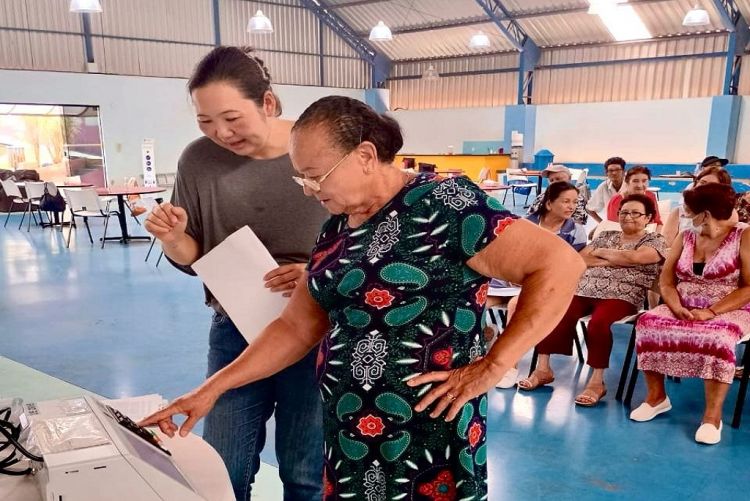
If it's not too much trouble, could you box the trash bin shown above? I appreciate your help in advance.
[534,149,554,171]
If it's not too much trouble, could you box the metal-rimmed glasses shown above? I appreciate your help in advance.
[618,210,646,219]
[292,151,352,192]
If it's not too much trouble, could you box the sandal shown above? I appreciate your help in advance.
[517,371,555,391]
[574,386,607,407]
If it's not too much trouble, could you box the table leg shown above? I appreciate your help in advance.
[102,194,151,244]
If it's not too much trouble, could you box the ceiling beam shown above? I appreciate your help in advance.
[351,0,673,38]
[299,0,391,88]
[712,1,750,94]
[328,0,391,8]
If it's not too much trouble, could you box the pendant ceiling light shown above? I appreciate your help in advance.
[422,64,440,81]
[247,10,274,34]
[682,4,710,26]
[369,21,393,41]
[69,0,102,13]
[469,31,491,50]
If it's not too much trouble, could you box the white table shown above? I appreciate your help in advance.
[0,358,233,501]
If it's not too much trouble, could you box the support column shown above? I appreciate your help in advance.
[504,105,537,164]
[706,95,742,161]
[365,88,390,113]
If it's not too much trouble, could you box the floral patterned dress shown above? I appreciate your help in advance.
[308,174,515,501]
[636,225,750,384]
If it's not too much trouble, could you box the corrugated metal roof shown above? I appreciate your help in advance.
[329,0,487,33]
[735,0,750,23]
[89,0,213,44]
[370,22,517,60]
[327,0,737,58]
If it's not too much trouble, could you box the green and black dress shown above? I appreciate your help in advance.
[308,174,516,501]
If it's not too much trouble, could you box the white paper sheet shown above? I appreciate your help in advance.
[192,226,288,344]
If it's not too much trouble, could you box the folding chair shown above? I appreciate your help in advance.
[63,188,119,249]
[0,178,30,229]
[503,172,537,207]
[22,181,46,231]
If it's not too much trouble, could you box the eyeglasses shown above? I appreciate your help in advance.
[618,210,646,219]
[292,151,352,192]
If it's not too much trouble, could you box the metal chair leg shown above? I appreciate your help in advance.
[145,238,156,262]
[66,216,75,248]
[83,217,93,244]
[732,342,750,429]
[4,207,12,228]
[18,203,28,230]
[102,214,111,249]
[617,325,637,401]
[625,356,639,407]
[529,348,539,376]
[573,331,584,364]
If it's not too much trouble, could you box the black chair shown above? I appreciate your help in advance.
[418,162,436,173]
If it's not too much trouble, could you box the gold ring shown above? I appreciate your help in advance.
[445,392,456,401]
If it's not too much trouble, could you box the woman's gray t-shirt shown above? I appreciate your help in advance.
[170,136,329,309]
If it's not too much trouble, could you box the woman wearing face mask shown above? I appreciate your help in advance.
[661,166,748,244]
[632,183,750,445]
[144,46,328,500]
[141,96,585,500]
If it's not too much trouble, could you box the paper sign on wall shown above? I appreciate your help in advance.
[142,139,156,187]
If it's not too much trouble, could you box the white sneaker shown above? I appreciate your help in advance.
[496,367,519,389]
[695,421,722,445]
[629,397,672,422]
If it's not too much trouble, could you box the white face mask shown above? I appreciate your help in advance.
[682,211,705,231]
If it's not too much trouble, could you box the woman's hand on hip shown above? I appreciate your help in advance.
[264,263,306,297]
[138,384,220,438]
[407,358,505,421]
[144,202,189,245]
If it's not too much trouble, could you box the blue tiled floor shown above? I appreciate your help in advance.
[1,198,747,500]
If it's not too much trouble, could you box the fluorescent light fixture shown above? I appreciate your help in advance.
[469,31,491,49]
[69,0,102,13]
[587,0,625,15]
[247,10,273,34]
[369,21,393,41]
[596,4,651,41]
[422,64,440,81]
[682,5,710,27]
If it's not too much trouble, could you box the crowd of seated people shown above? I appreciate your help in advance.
[481,156,749,445]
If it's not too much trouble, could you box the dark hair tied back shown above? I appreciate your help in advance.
[188,46,282,116]
[292,96,403,163]
[537,181,578,217]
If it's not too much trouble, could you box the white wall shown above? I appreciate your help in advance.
[535,98,713,163]
[736,97,750,164]
[390,107,505,154]
[0,69,364,181]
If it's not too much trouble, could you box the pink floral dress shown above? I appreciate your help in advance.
[636,225,750,383]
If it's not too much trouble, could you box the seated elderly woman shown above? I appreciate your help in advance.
[632,183,750,445]
[606,165,663,230]
[661,166,733,245]
[517,194,667,404]
[527,181,587,250]
[527,164,588,225]
[487,181,587,388]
